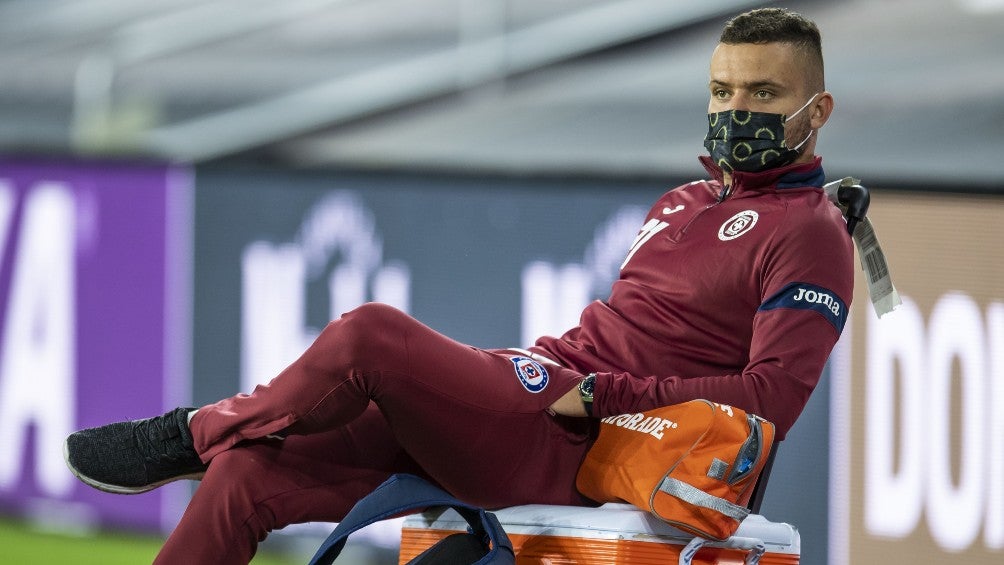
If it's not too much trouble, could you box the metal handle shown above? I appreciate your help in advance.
[679,536,766,565]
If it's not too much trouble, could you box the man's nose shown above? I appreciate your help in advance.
[725,93,752,112]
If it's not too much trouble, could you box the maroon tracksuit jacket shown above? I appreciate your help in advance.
[534,155,854,438]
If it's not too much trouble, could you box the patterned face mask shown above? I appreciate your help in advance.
[703,94,818,173]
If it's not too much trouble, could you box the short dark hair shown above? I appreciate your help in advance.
[720,8,824,90]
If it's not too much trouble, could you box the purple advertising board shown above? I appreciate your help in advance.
[0,158,192,533]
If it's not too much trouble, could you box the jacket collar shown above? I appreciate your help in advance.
[698,155,825,196]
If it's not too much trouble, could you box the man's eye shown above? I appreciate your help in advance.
[713,90,729,99]
[754,90,772,99]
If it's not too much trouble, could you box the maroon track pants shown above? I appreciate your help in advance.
[155,303,593,564]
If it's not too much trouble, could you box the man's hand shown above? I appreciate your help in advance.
[549,381,589,417]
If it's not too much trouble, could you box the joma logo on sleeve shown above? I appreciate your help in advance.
[759,282,848,331]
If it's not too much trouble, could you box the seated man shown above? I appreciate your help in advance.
[64,8,852,564]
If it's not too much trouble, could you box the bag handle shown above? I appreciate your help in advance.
[308,474,514,565]
[680,536,766,565]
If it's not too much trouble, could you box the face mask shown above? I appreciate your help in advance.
[703,94,817,173]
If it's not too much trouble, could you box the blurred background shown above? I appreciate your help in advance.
[0,0,1001,563]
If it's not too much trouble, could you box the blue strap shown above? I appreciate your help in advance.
[308,474,515,565]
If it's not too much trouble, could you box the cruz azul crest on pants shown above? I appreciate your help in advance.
[510,356,549,393]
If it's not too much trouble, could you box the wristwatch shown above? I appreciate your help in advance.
[578,373,596,417]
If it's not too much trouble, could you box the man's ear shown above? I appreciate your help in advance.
[811,91,834,129]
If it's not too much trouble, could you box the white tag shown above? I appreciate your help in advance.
[824,177,902,318]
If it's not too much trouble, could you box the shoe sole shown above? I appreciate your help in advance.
[63,439,206,495]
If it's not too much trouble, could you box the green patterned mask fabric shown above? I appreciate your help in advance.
[703,94,817,173]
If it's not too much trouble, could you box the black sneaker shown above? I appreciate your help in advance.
[63,407,208,494]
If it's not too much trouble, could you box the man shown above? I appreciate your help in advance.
[64,8,852,564]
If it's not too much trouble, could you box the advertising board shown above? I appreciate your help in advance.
[0,159,192,532]
[831,190,1004,564]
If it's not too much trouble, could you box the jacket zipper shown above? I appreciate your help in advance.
[718,183,732,202]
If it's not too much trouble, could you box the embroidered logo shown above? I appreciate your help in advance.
[511,356,549,393]
[718,210,759,241]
